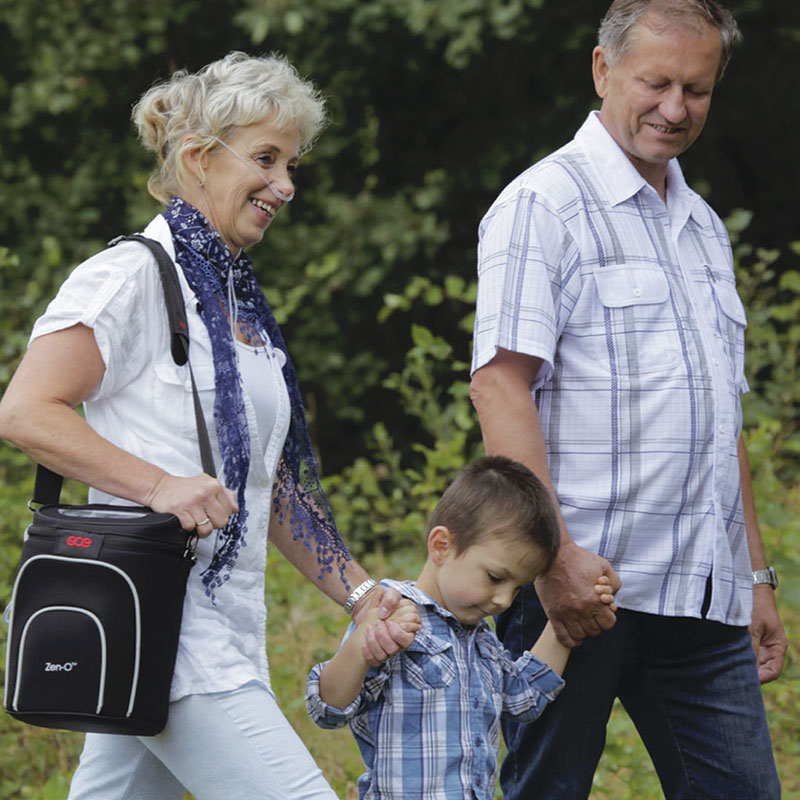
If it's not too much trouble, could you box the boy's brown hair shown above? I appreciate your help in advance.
[428,456,560,571]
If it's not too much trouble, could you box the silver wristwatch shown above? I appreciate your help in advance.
[343,578,377,616]
[753,567,778,589]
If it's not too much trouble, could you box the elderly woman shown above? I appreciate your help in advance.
[0,53,414,799]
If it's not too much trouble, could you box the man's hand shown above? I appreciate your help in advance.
[750,586,787,683]
[353,585,420,666]
[536,541,622,647]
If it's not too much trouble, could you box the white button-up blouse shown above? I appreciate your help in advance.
[31,214,291,700]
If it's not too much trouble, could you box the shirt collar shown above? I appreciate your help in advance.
[381,578,492,634]
[574,111,700,222]
[663,157,700,232]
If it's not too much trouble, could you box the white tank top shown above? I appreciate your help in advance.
[235,338,282,456]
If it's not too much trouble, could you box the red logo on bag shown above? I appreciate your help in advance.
[66,535,93,549]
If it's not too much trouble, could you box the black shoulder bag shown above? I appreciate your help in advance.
[3,235,213,736]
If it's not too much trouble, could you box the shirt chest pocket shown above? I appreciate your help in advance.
[704,267,747,384]
[591,265,681,375]
[474,634,503,693]
[401,632,456,691]
[153,359,216,439]
[707,270,747,333]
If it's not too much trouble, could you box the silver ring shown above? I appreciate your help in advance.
[197,517,211,526]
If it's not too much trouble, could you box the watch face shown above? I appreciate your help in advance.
[767,567,778,588]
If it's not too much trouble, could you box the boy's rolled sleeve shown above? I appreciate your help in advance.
[305,660,392,729]
[500,651,565,722]
[305,661,360,729]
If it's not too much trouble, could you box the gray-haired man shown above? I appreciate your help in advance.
[470,1,786,797]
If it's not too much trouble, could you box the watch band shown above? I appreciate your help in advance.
[753,566,778,589]
[344,578,377,616]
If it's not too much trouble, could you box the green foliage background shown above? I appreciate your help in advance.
[1,0,798,797]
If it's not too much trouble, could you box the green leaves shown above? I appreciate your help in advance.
[326,313,480,555]
[729,212,800,481]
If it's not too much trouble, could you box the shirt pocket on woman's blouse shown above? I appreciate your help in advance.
[153,358,216,439]
[591,265,682,375]
[401,632,456,691]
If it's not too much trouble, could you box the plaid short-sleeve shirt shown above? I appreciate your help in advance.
[473,112,752,625]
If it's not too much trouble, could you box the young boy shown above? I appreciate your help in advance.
[306,456,616,799]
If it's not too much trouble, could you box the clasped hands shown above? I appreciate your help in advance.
[352,587,421,666]
[537,541,622,648]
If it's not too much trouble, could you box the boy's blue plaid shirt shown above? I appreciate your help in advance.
[306,579,564,800]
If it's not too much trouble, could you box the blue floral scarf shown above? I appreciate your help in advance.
[163,197,351,601]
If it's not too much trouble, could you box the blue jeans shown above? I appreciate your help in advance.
[497,585,781,800]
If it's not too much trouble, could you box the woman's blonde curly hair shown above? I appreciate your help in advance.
[132,52,327,203]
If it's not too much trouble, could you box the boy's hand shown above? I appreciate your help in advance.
[594,575,617,612]
[361,599,421,666]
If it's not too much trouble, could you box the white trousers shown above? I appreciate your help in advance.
[67,682,337,800]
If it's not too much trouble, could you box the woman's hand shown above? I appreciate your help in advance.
[353,586,419,666]
[147,473,239,536]
[360,599,420,666]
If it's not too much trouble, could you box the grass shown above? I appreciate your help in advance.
[1,543,797,798]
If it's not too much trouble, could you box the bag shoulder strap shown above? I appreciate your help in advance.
[33,233,216,506]
[123,233,190,367]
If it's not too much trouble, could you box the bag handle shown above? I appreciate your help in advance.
[32,234,216,507]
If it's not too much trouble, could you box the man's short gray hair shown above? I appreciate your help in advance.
[598,0,741,82]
